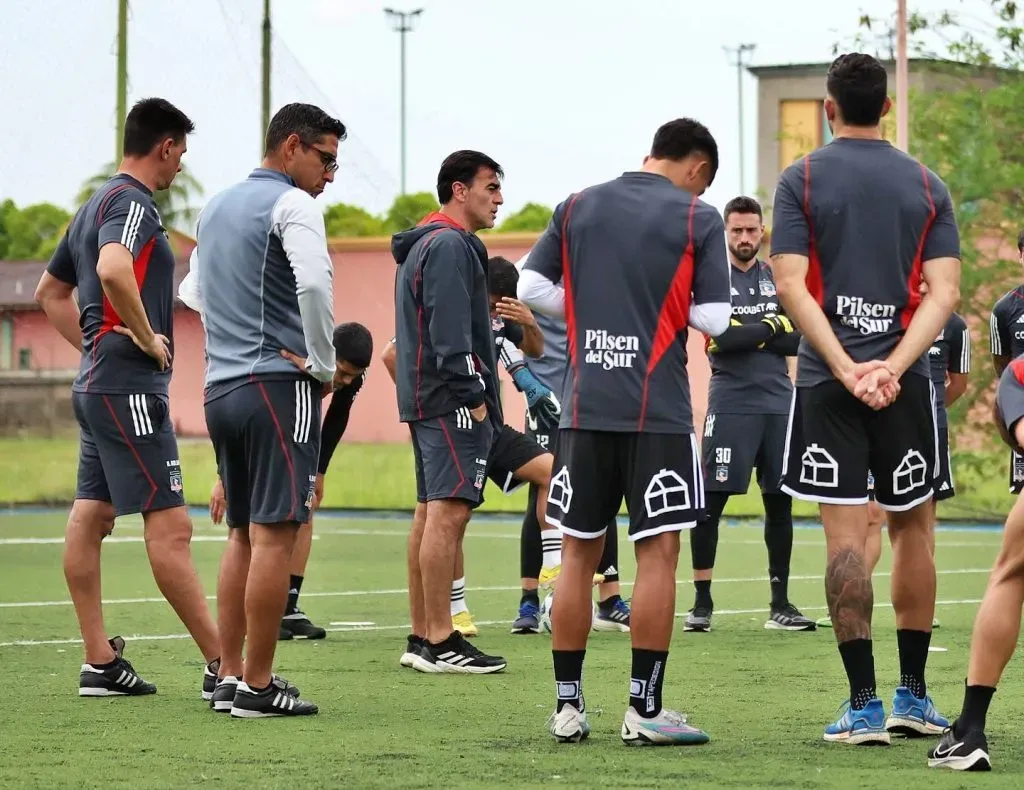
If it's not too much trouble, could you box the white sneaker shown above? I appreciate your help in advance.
[548,703,590,743]
[621,706,710,746]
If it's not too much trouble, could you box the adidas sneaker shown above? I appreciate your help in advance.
[412,632,507,674]
[211,674,300,712]
[230,681,318,718]
[78,636,156,697]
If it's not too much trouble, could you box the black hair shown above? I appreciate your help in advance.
[333,322,372,368]
[437,150,503,204]
[1018,228,1024,253]
[488,256,519,300]
[723,196,763,222]
[123,98,195,157]
[826,53,888,126]
[649,118,719,182]
[265,103,347,156]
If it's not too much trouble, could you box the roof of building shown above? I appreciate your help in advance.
[747,57,1009,79]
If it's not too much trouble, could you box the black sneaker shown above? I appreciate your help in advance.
[764,603,816,632]
[280,611,327,640]
[412,631,507,674]
[202,658,220,701]
[927,722,991,771]
[79,636,156,697]
[683,605,713,632]
[211,674,301,712]
[400,635,423,668]
[230,681,318,718]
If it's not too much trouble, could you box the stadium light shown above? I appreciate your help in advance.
[724,43,757,196]
[896,0,909,151]
[384,7,425,195]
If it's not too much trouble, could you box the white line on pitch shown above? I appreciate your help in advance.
[0,597,986,648]
[0,568,993,609]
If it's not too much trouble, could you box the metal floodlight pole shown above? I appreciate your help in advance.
[384,7,424,195]
[115,0,128,163]
[724,43,757,195]
[895,0,909,151]
[262,0,272,149]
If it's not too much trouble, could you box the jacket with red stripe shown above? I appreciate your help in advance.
[45,174,176,395]
[391,213,502,425]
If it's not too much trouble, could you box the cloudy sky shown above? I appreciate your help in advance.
[0,0,978,220]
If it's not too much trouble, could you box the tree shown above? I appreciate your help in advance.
[0,201,71,260]
[323,202,387,237]
[384,192,438,233]
[497,202,553,232]
[74,161,204,233]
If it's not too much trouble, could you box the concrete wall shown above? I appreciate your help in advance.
[2,240,714,442]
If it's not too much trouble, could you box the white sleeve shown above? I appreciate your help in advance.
[518,267,565,319]
[177,246,204,317]
[689,302,732,336]
[272,189,336,383]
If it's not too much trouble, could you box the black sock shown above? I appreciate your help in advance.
[958,683,996,735]
[92,657,119,670]
[246,681,273,694]
[694,580,713,609]
[521,588,540,607]
[553,650,586,713]
[599,594,622,611]
[630,649,669,718]
[762,493,793,609]
[286,574,304,616]
[838,639,876,709]
[897,629,931,698]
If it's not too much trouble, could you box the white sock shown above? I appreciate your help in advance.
[450,577,468,615]
[541,530,562,568]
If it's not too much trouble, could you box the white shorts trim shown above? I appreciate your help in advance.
[629,520,697,543]
[779,484,870,506]
[501,471,527,495]
[875,487,934,513]
[547,516,610,540]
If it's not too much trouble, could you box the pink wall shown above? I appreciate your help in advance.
[7,239,712,441]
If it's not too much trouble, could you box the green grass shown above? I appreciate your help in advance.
[0,511,1021,788]
[0,438,1015,521]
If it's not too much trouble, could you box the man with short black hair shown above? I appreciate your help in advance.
[772,53,961,744]
[35,97,220,700]
[392,150,509,673]
[686,195,813,633]
[180,101,346,717]
[521,117,731,745]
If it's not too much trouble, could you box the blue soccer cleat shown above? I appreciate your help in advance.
[886,686,949,737]
[823,698,890,745]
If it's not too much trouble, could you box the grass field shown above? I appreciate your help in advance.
[0,437,1016,521]
[3,509,1024,788]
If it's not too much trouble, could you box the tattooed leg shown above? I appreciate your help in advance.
[820,503,873,643]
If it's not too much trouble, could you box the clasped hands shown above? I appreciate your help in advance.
[839,359,901,411]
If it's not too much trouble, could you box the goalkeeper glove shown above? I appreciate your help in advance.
[761,314,794,336]
[526,390,561,436]
[508,361,551,408]
[707,318,742,354]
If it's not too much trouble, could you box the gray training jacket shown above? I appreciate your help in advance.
[178,168,336,397]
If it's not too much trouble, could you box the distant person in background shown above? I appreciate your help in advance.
[34,97,220,699]
[987,229,1024,493]
[179,102,345,718]
[206,323,374,642]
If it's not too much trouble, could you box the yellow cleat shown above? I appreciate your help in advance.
[452,610,478,638]
[539,565,561,589]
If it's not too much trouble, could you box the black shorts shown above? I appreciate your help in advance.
[935,425,955,502]
[1009,448,1024,495]
[72,392,185,517]
[701,412,788,494]
[488,425,548,494]
[781,375,938,512]
[205,378,321,528]
[410,408,495,507]
[547,429,703,542]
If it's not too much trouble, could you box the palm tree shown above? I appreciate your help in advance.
[75,161,204,233]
